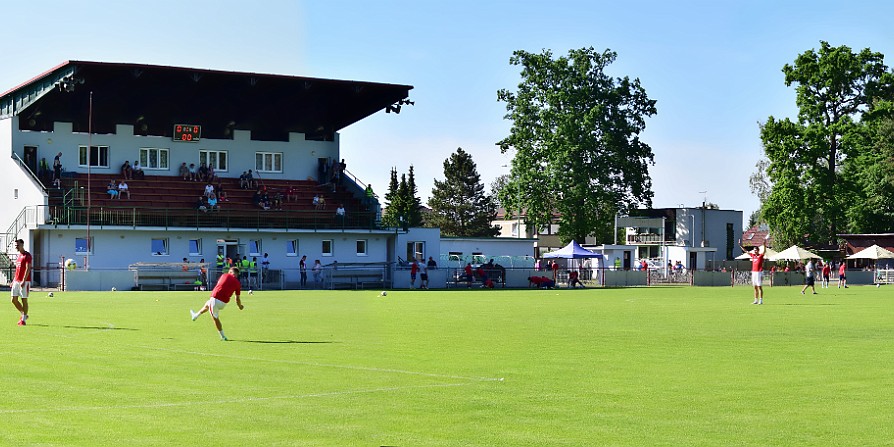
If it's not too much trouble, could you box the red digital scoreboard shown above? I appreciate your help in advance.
[173,124,201,142]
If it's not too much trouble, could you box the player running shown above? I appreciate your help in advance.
[190,266,244,341]
[11,239,32,326]
[749,240,767,305]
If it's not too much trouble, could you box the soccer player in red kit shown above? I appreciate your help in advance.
[748,241,767,305]
[190,266,244,341]
[11,239,32,326]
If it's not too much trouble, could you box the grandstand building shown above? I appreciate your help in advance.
[0,61,423,290]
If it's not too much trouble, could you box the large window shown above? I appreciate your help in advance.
[322,240,333,256]
[247,239,261,257]
[200,150,228,172]
[151,238,169,256]
[78,145,109,168]
[255,152,282,173]
[406,241,425,262]
[140,148,169,170]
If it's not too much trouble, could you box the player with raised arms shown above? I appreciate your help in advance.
[749,240,767,305]
[190,266,244,341]
[11,239,32,326]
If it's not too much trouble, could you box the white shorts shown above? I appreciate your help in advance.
[11,281,30,299]
[751,271,763,287]
[205,297,227,318]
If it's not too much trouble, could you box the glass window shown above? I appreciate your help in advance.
[189,239,202,256]
[140,148,169,170]
[356,240,367,256]
[78,145,109,168]
[75,237,93,254]
[406,241,424,262]
[151,238,169,256]
[255,152,283,173]
[322,240,333,256]
[286,239,298,257]
[200,150,228,172]
[248,240,261,257]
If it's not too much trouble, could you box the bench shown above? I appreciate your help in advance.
[446,267,505,288]
[135,270,202,291]
[330,269,385,289]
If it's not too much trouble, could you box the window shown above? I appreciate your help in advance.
[75,237,93,254]
[356,240,367,256]
[247,239,261,257]
[322,240,333,256]
[448,252,462,262]
[511,222,519,237]
[406,241,425,262]
[151,238,169,256]
[200,150,228,172]
[189,239,202,256]
[726,223,735,260]
[255,152,282,173]
[78,145,109,168]
[140,148,169,170]
[286,239,299,257]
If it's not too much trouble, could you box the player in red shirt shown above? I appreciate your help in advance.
[190,266,244,341]
[748,241,767,305]
[838,262,848,288]
[410,260,419,288]
[11,239,32,326]
[821,261,832,288]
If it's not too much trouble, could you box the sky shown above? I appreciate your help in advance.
[3,0,894,224]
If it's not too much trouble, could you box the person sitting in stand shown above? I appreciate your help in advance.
[568,270,585,288]
[203,182,215,198]
[335,203,346,219]
[272,190,283,210]
[216,181,228,201]
[187,163,198,181]
[197,162,209,183]
[117,179,131,199]
[239,171,250,189]
[246,169,258,190]
[107,180,119,199]
[206,165,216,184]
[286,185,298,202]
[132,160,144,179]
[195,196,208,213]
[260,188,271,210]
[121,160,133,180]
[207,192,219,211]
[179,162,190,181]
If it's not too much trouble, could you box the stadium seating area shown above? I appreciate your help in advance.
[46,173,373,229]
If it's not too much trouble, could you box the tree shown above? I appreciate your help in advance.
[844,102,894,232]
[497,47,656,244]
[381,165,423,228]
[490,174,510,209]
[760,41,894,245]
[427,148,499,237]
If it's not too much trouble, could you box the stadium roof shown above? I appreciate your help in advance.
[0,61,413,141]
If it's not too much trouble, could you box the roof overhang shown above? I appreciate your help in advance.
[1,61,413,141]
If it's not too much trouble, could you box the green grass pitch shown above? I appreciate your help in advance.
[1,285,893,446]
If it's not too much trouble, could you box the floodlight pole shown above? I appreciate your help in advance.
[86,91,93,271]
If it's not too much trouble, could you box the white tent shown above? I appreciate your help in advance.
[769,245,822,261]
[847,244,894,260]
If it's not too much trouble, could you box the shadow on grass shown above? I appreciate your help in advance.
[776,303,840,306]
[231,339,337,344]
[26,323,138,331]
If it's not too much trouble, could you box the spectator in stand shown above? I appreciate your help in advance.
[216,181,228,201]
[272,190,283,210]
[204,182,215,198]
[239,171,249,189]
[206,165,216,184]
[121,160,133,180]
[197,162,209,183]
[117,179,131,199]
[317,195,326,210]
[196,196,208,213]
[246,170,258,190]
[364,184,375,208]
[107,180,120,199]
[312,259,323,287]
[187,163,198,181]
[179,162,190,181]
[286,185,298,202]
[132,160,144,179]
[207,192,219,211]
[260,188,271,210]
[335,203,346,219]
[53,152,63,185]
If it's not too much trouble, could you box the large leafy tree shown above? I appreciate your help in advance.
[497,47,656,243]
[760,41,894,246]
[427,148,499,237]
[844,101,894,232]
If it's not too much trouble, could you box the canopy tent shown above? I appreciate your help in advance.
[769,245,822,261]
[735,247,778,260]
[542,240,604,259]
[847,244,894,260]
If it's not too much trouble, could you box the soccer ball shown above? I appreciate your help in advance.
[111,287,117,292]
[381,291,388,297]
[248,290,253,295]
[64,259,77,270]
[47,292,54,297]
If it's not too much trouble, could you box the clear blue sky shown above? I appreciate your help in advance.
[3,0,894,223]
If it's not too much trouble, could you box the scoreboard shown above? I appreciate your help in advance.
[173,124,201,142]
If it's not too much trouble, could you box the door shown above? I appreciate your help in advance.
[24,146,38,175]
[623,251,631,270]
[689,252,698,272]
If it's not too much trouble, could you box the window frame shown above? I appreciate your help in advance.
[78,145,110,168]
[188,239,202,256]
[247,239,261,257]
[200,150,228,172]
[75,237,94,255]
[255,152,283,173]
[322,239,333,257]
[151,238,170,256]
[286,239,299,257]
[356,239,368,256]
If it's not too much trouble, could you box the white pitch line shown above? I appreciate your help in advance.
[0,382,468,415]
[136,344,504,382]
